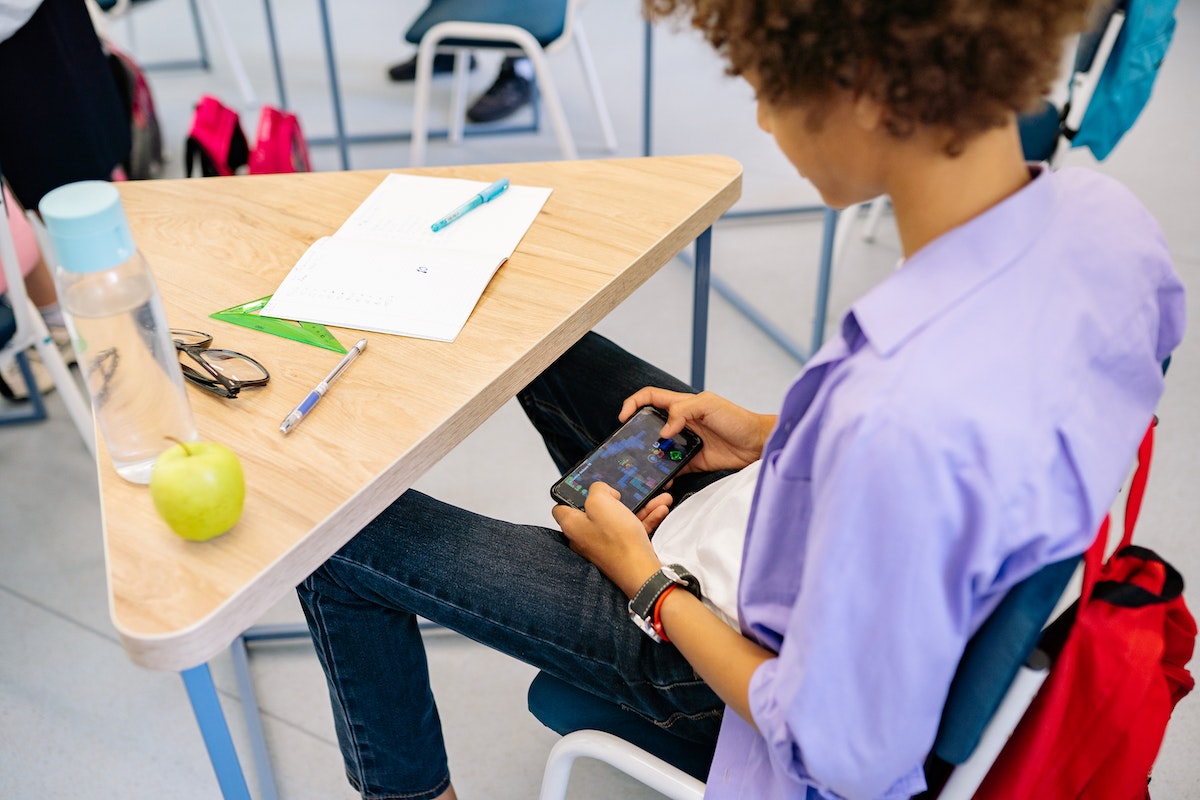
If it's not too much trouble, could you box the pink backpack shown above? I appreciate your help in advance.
[248,106,312,175]
[106,44,164,180]
[185,96,311,177]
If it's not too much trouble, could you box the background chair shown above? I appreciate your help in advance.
[407,0,617,166]
[529,556,1080,800]
[1018,0,1127,164]
[0,175,94,453]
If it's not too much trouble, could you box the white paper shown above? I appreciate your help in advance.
[263,174,552,341]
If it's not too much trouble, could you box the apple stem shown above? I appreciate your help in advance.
[165,436,192,457]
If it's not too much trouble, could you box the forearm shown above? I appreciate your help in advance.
[657,588,774,727]
[751,413,779,457]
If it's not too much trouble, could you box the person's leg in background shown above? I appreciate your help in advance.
[464,56,533,123]
[387,50,477,81]
[298,333,723,800]
[389,51,533,123]
[0,183,74,401]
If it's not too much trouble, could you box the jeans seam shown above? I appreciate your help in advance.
[309,591,454,800]
[353,774,451,800]
[308,594,370,790]
[617,701,724,732]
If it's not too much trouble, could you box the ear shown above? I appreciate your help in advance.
[853,93,885,132]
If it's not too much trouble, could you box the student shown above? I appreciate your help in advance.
[298,1,1186,798]
[0,183,72,399]
[0,0,130,210]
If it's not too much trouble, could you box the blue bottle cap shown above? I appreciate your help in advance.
[38,181,136,274]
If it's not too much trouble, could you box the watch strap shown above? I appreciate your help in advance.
[628,564,702,643]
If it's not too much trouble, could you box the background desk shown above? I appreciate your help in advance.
[104,155,740,796]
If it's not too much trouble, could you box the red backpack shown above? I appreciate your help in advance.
[975,422,1196,799]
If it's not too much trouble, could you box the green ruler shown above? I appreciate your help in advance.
[210,296,347,354]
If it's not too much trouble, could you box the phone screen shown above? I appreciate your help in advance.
[550,406,702,513]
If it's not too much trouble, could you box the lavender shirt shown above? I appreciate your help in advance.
[706,167,1186,800]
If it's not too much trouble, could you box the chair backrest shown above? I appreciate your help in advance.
[1070,0,1177,161]
[1018,0,1130,165]
[924,556,1080,778]
[405,0,576,53]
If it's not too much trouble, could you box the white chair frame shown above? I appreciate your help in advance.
[410,0,617,166]
[0,187,95,454]
[539,729,704,800]
[88,0,258,106]
[535,661,1051,800]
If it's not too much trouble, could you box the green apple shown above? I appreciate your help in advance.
[150,440,245,541]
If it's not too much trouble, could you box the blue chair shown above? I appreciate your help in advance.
[529,556,1079,800]
[407,0,617,166]
[1018,0,1129,165]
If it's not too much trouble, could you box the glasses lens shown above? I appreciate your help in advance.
[202,350,270,383]
[172,329,212,348]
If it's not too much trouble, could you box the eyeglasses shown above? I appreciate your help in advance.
[172,329,269,398]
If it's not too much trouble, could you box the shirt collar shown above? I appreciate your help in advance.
[850,165,1058,357]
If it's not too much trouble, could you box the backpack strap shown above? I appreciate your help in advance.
[1080,419,1156,604]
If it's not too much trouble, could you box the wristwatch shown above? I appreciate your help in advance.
[628,564,702,643]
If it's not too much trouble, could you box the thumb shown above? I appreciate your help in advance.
[583,482,626,521]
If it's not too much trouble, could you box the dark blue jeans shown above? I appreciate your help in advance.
[298,333,726,799]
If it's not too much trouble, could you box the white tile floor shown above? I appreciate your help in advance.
[2,1,1199,798]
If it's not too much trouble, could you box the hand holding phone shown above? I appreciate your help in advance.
[550,406,703,513]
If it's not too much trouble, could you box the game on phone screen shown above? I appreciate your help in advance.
[551,406,702,512]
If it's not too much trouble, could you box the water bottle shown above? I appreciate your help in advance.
[39,181,197,484]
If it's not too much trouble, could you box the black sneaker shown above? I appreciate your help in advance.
[466,61,533,123]
[387,52,476,82]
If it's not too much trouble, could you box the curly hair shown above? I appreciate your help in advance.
[644,0,1095,150]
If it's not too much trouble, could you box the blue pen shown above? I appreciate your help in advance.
[279,338,367,434]
[430,178,510,232]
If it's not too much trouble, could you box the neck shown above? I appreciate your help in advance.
[885,122,1031,258]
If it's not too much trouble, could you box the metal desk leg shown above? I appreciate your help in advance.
[261,0,288,110]
[691,227,712,390]
[643,21,653,158]
[315,0,351,170]
[185,0,211,70]
[810,208,837,353]
[181,664,252,800]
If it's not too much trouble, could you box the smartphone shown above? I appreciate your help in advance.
[550,406,703,513]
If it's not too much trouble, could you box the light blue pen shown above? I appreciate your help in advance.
[279,338,367,434]
[430,178,510,232]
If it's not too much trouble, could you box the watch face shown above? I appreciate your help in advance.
[628,607,664,642]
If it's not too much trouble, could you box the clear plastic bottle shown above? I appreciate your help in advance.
[40,181,197,484]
